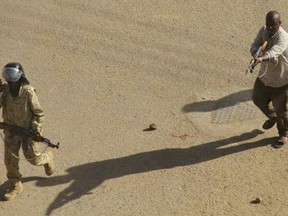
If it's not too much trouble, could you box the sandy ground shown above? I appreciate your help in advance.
[0,1,288,216]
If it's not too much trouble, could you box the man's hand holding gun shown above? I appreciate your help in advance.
[246,41,267,74]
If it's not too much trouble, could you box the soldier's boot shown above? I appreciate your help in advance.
[3,181,23,201]
[44,150,55,176]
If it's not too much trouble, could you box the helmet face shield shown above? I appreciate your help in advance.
[2,67,22,82]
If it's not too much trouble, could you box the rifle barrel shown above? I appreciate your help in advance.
[0,121,60,149]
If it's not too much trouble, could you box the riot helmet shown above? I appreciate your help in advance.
[2,62,29,84]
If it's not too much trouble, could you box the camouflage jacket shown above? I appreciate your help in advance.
[0,83,44,133]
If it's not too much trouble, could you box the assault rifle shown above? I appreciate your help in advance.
[246,41,267,74]
[0,122,59,149]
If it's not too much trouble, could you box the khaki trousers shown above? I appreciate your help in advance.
[4,130,52,184]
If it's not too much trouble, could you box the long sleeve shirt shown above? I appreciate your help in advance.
[0,84,44,133]
[250,26,288,87]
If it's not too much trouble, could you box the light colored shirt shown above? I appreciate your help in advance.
[0,84,44,133]
[250,26,288,87]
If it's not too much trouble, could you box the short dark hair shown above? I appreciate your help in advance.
[266,11,281,21]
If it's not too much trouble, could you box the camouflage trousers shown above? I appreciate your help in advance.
[4,130,52,184]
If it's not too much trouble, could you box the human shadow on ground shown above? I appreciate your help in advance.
[182,89,252,113]
[34,129,275,215]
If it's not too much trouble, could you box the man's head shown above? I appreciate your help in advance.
[266,11,281,37]
[2,62,29,86]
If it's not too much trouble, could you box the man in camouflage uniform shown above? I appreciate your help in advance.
[0,62,54,201]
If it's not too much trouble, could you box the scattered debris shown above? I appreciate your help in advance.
[172,134,192,140]
[149,123,157,130]
[250,197,262,204]
[143,123,157,131]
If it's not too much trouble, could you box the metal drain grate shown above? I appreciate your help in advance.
[211,102,261,124]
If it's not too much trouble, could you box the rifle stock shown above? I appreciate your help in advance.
[0,122,59,149]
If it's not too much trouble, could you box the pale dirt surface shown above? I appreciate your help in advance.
[0,1,288,216]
